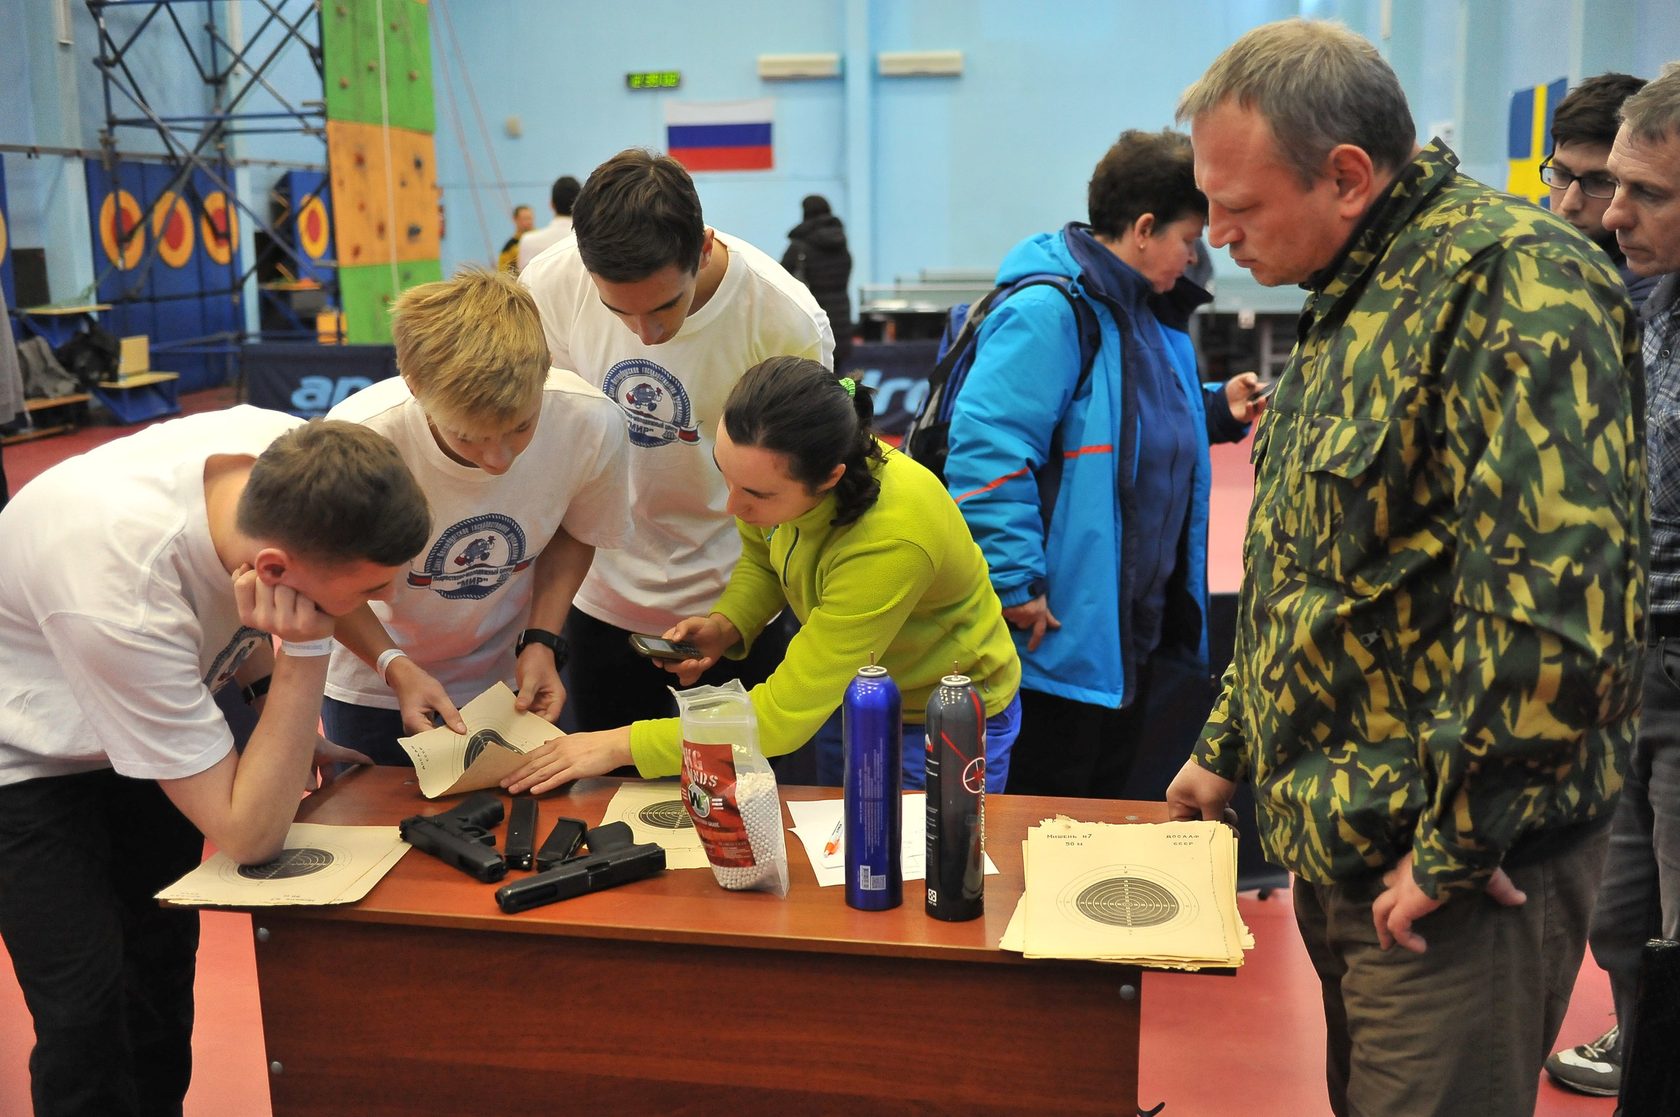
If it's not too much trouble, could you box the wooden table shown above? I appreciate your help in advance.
[247,767,1167,1116]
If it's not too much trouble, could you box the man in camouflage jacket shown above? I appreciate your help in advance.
[1171,21,1646,1117]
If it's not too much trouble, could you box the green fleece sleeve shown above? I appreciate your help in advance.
[629,535,937,777]
[710,521,784,658]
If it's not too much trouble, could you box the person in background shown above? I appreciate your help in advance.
[944,128,1264,801]
[520,149,832,733]
[516,174,581,274]
[782,194,854,370]
[0,413,430,1115]
[497,204,536,272]
[1543,72,1658,311]
[0,312,21,511]
[322,267,631,762]
[1167,20,1644,1117]
[1551,60,1680,1111]
[503,358,1020,794]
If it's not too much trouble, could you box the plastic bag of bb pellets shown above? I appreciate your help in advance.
[674,680,790,897]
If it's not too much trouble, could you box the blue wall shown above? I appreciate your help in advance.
[3,0,1679,309]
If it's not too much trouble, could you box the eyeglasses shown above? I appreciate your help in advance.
[1539,159,1618,199]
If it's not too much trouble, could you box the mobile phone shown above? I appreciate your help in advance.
[1251,378,1278,401]
[628,633,703,661]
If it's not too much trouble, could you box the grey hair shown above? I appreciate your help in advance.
[1176,19,1416,185]
[1620,61,1680,144]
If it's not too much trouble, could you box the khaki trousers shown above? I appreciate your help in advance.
[1293,825,1607,1117]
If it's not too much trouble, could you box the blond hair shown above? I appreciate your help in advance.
[391,266,548,430]
[1621,61,1680,144]
[1177,19,1415,184]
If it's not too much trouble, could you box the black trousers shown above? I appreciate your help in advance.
[0,769,203,1117]
[562,607,796,732]
[1004,666,1155,798]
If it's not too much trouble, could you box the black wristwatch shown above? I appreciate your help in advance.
[240,675,273,706]
[515,628,569,669]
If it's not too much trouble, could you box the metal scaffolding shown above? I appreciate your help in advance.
[85,0,333,356]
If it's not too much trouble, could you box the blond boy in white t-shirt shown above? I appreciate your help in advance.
[324,267,632,762]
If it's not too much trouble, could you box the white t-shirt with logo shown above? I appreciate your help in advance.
[521,230,834,633]
[0,406,302,787]
[324,368,632,709]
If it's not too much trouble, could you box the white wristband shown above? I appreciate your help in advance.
[280,636,335,658]
[376,647,410,684]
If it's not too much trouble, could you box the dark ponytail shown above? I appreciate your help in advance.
[723,356,884,526]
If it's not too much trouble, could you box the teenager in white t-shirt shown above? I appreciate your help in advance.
[522,148,833,732]
[0,411,430,1113]
[324,267,632,763]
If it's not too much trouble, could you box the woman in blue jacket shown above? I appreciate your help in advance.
[943,128,1266,799]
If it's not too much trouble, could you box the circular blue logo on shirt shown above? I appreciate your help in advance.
[603,358,701,449]
[407,514,532,601]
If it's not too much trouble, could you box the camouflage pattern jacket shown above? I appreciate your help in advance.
[1195,141,1647,897]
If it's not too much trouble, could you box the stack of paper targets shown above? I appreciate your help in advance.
[1001,818,1253,970]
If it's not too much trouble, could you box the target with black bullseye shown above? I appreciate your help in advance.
[235,847,337,880]
[637,801,696,830]
[1056,865,1199,931]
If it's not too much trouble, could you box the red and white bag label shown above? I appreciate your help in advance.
[681,740,755,869]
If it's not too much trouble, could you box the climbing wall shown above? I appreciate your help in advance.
[321,0,439,343]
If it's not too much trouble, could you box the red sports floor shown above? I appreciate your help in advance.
[0,394,1618,1115]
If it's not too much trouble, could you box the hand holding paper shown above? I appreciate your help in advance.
[399,682,563,799]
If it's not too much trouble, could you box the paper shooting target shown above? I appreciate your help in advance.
[233,847,337,881]
[1056,865,1200,931]
[637,800,696,830]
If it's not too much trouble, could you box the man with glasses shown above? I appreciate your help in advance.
[1542,73,1658,311]
[1551,62,1680,1113]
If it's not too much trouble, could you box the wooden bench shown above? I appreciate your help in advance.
[2,393,94,444]
[92,371,181,424]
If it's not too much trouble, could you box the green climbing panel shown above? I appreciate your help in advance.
[338,259,444,344]
[321,0,435,134]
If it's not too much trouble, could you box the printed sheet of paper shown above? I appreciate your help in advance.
[398,682,560,799]
[786,794,999,887]
[1012,819,1253,969]
[156,824,409,907]
[599,780,709,870]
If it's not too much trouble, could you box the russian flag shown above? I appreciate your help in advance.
[665,98,774,172]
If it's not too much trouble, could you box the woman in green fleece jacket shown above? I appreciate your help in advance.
[505,356,1022,793]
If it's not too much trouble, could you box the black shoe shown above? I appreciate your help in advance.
[1544,1025,1621,1097]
